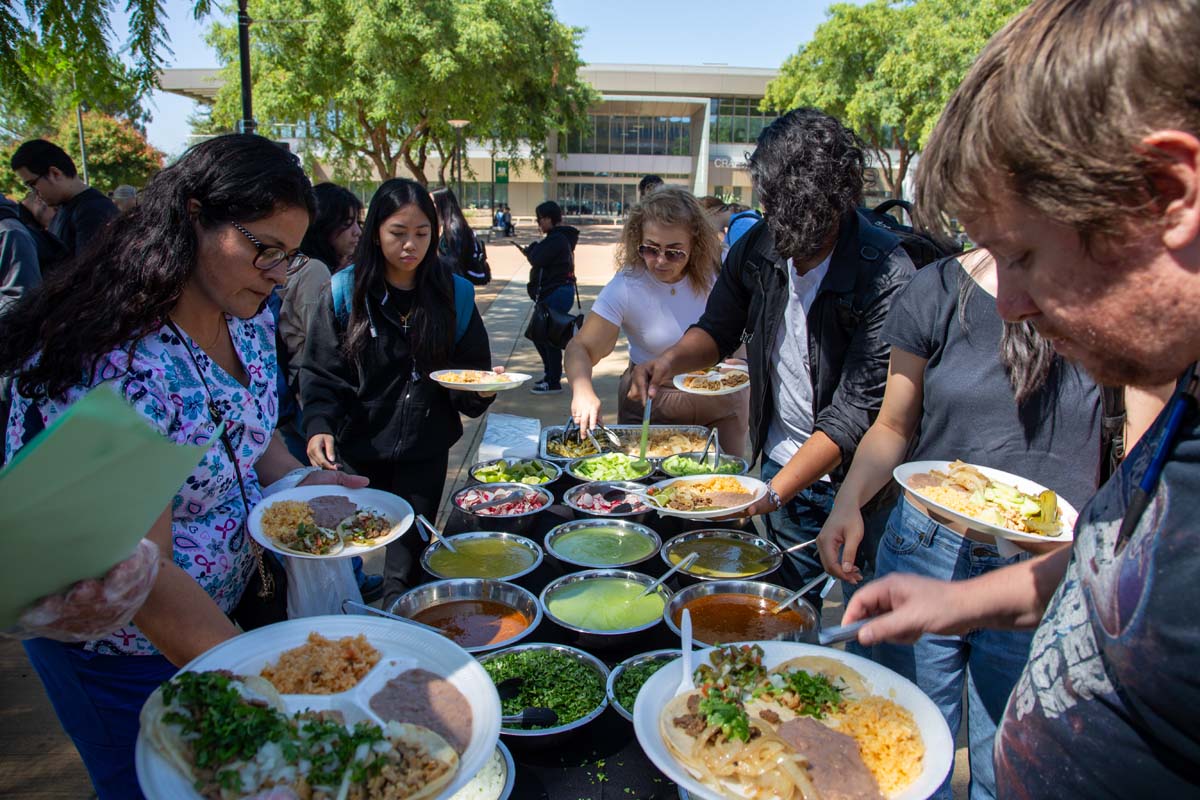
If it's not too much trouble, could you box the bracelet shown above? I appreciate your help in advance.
[263,466,322,496]
[764,482,784,511]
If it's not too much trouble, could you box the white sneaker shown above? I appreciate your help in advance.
[530,380,563,394]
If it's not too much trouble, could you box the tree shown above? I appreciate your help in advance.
[764,0,1027,199]
[205,0,597,185]
[1,0,209,120]
[0,112,164,196]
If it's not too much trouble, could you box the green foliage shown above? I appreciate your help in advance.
[206,0,597,184]
[764,0,1028,198]
[0,0,207,128]
[0,112,164,196]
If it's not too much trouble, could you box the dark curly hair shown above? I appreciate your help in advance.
[300,182,362,270]
[344,179,453,368]
[749,107,865,262]
[0,134,315,401]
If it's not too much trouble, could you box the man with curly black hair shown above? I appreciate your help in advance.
[631,108,915,606]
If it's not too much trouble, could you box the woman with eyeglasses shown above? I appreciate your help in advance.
[565,187,749,454]
[301,178,499,607]
[0,134,364,798]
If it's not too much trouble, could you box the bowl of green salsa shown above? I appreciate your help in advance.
[543,519,661,570]
[539,569,671,650]
[421,532,544,583]
[659,529,783,583]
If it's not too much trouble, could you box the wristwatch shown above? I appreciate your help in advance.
[764,481,784,511]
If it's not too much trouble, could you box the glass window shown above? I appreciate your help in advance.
[579,183,596,215]
[748,116,766,143]
[733,114,749,143]
[719,98,736,116]
[611,115,627,155]
[653,117,668,156]
[582,116,596,154]
[716,115,733,143]
[639,117,655,155]
[595,115,611,154]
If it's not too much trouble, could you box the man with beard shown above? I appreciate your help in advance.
[630,108,915,604]
[843,0,1200,796]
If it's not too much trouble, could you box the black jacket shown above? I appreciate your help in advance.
[694,211,915,475]
[300,276,495,466]
[48,187,118,260]
[525,225,579,300]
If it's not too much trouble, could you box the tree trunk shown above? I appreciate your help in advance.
[893,145,912,202]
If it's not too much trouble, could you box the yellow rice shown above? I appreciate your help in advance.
[261,500,315,543]
[828,695,924,794]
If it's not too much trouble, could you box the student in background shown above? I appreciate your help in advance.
[432,187,491,286]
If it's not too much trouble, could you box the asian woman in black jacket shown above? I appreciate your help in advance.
[300,179,499,604]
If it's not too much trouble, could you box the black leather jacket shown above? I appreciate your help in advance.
[694,211,915,476]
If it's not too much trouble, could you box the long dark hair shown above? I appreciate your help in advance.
[0,134,314,401]
[300,182,362,269]
[430,186,476,270]
[345,179,453,367]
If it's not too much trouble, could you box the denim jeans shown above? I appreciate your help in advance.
[760,459,835,608]
[533,284,576,384]
[873,496,1034,800]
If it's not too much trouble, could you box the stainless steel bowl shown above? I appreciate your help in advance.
[468,457,563,490]
[656,451,751,478]
[659,529,783,583]
[562,480,654,524]
[566,453,657,484]
[662,579,819,646]
[543,519,661,570]
[606,648,681,723]
[478,642,610,747]
[388,579,542,654]
[539,569,671,650]
[451,482,554,534]
[420,532,544,583]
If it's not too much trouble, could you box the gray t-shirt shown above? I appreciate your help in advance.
[882,257,1101,506]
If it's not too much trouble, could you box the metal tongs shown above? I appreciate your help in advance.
[697,429,722,469]
[562,413,618,453]
[415,514,458,552]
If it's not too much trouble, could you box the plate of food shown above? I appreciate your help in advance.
[633,642,953,800]
[673,365,751,396]
[893,460,1077,544]
[249,485,414,559]
[644,475,768,519]
[135,615,502,800]
[430,370,531,393]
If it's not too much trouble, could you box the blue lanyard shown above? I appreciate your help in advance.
[1115,363,1198,552]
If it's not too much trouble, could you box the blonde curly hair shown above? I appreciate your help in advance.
[615,186,722,294]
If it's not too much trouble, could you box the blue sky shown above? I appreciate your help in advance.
[136,0,862,155]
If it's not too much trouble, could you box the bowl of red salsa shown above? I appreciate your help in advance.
[662,579,818,647]
[390,578,543,654]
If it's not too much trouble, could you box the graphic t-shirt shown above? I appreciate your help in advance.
[994,381,1200,797]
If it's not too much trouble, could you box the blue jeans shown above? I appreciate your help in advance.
[873,496,1034,800]
[23,639,177,799]
[760,459,835,606]
[533,284,575,384]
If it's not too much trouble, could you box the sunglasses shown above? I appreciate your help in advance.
[231,221,310,274]
[638,243,689,263]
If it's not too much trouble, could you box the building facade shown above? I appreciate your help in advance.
[160,63,892,217]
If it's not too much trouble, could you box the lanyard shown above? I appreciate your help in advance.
[1115,362,1199,553]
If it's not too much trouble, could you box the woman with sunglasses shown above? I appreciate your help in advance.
[565,187,749,454]
[301,179,498,607]
[0,135,363,798]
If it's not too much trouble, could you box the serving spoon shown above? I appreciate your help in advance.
[770,572,831,616]
[632,395,653,473]
[416,514,458,553]
[341,599,444,635]
[674,608,695,697]
[635,552,699,599]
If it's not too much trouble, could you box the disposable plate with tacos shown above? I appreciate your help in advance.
[673,365,751,396]
[249,486,414,560]
[430,370,531,393]
[643,475,768,519]
[135,615,502,800]
[634,642,953,800]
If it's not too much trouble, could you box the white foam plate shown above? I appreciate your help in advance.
[893,460,1076,545]
[672,366,750,396]
[249,485,414,559]
[135,615,501,800]
[633,641,953,800]
[642,474,767,519]
[431,370,531,393]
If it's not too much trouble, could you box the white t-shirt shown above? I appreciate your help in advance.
[590,268,712,365]
[764,254,831,466]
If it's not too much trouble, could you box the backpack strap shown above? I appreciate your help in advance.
[451,273,474,344]
[331,264,354,327]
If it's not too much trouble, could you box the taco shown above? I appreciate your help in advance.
[140,671,459,800]
[770,656,869,699]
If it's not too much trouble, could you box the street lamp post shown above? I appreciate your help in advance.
[448,119,470,201]
[237,0,257,135]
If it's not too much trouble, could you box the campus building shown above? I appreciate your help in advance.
[161,63,892,216]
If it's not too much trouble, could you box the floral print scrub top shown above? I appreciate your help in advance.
[4,307,279,655]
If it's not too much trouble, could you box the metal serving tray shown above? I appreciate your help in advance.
[539,424,710,463]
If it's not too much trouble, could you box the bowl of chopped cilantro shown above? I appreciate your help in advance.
[478,643,609,746]
[607,649,681,722]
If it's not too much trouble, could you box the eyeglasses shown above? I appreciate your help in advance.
[231,221,309,274]
[638,243,689,263]
[23,174,45,191]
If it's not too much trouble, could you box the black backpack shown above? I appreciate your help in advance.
[861,199,961,268]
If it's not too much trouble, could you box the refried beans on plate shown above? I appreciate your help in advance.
[369,667,474,754]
